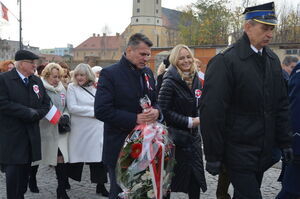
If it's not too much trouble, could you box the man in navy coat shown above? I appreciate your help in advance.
[277,61,300,199]
[0,50,50,199]
[95,33,160,199]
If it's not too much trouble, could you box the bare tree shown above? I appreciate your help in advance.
[101,24,112,36]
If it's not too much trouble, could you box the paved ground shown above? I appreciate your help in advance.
[0,164,282,199]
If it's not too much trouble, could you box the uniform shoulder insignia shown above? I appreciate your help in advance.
[219,45,234,55]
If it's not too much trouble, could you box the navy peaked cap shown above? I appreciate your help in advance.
[15,50,39,61]
[243,2,277,25]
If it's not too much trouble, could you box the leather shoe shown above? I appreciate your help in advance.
[96,183,109,197]
[29,178,39,193]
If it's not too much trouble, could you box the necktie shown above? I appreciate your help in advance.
[257,51,262,56]
[24,77,29,85]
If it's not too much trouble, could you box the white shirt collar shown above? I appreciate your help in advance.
[16,68,27,81]
[250,45,263,54]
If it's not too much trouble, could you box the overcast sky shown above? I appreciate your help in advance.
[0,0,297,49]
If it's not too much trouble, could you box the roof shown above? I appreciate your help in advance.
[74,35,122,50]
[40,54,64,62]
[162,7,182,30]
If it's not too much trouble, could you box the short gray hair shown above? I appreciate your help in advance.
[282,56,299,66]
[127,33,153,48]
[72,63,96,84]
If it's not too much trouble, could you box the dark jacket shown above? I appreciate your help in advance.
[288,62,300,157]
[279,62,300,195]
[158,65,207,193]
[200,33,291,172]
[0,68,50,164]
[94,55,158,167]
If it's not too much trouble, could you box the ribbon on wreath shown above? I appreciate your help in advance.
[140,123,165,199]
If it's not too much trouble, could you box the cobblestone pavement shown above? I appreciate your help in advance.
[0,164,282,199]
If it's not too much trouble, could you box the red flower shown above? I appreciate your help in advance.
[130,143,142,159]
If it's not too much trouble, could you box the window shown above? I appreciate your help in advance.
[137,0,140,2]
[156,0,159,4]
[136,18,139,22]
[137,8,140,13]
[157,19,159,23]
[286,49,298,55]
[156,9,158,14]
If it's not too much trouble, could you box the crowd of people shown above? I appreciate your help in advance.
[0,2,299,199]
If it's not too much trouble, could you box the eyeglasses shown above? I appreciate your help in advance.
[22,60,37,65]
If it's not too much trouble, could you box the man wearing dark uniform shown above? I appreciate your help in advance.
[200,2,293,199]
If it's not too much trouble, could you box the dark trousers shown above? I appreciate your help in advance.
[89,162,108,184]
[67,162,107,184]
[107,165,122,199]
[217,166,231,199]
[5,164,30,199]
[228,168,264,199]
[187,173,201,199]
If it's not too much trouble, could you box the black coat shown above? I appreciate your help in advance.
[94,55,158,167]
[158,65,207,193]
[0,68,50,164]
[200,33,291,172]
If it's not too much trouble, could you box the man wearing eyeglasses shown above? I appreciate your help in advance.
[0,50,50,199]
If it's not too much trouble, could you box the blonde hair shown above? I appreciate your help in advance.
[41,63,64,79]
[72,63,96,85]
[157,62,166,76]
[169,44,197,77]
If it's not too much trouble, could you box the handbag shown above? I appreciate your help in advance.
[58,116,70,134]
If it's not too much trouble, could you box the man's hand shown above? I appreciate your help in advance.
[282,148,293,164]
[28,108,39,122]
[206,161,221,176]
[137,108,159,124]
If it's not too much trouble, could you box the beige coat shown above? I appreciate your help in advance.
[37,79,69,166]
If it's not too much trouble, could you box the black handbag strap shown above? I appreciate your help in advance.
[80,86,95,98]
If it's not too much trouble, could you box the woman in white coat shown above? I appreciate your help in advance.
[38,63,70,199]
[67,63,108,196]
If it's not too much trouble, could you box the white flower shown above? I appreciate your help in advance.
[147,189,155,198]
[163,170,166,177]
[141,171,151,181]
[131,183,143,192]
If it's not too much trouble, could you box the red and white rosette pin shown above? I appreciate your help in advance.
[33,85,40,99]
[195,89,202,99]
[60,93,65,107]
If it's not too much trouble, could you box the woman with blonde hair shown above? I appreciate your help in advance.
[58,62,71,89]
[158,44,207,199]
[67,63,108,196]
[38,63,70,198]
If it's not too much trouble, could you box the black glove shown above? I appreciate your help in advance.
[206,161,221,176]
[28,108,39,122]
[59,115,70,126]
[282,148,293,164]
